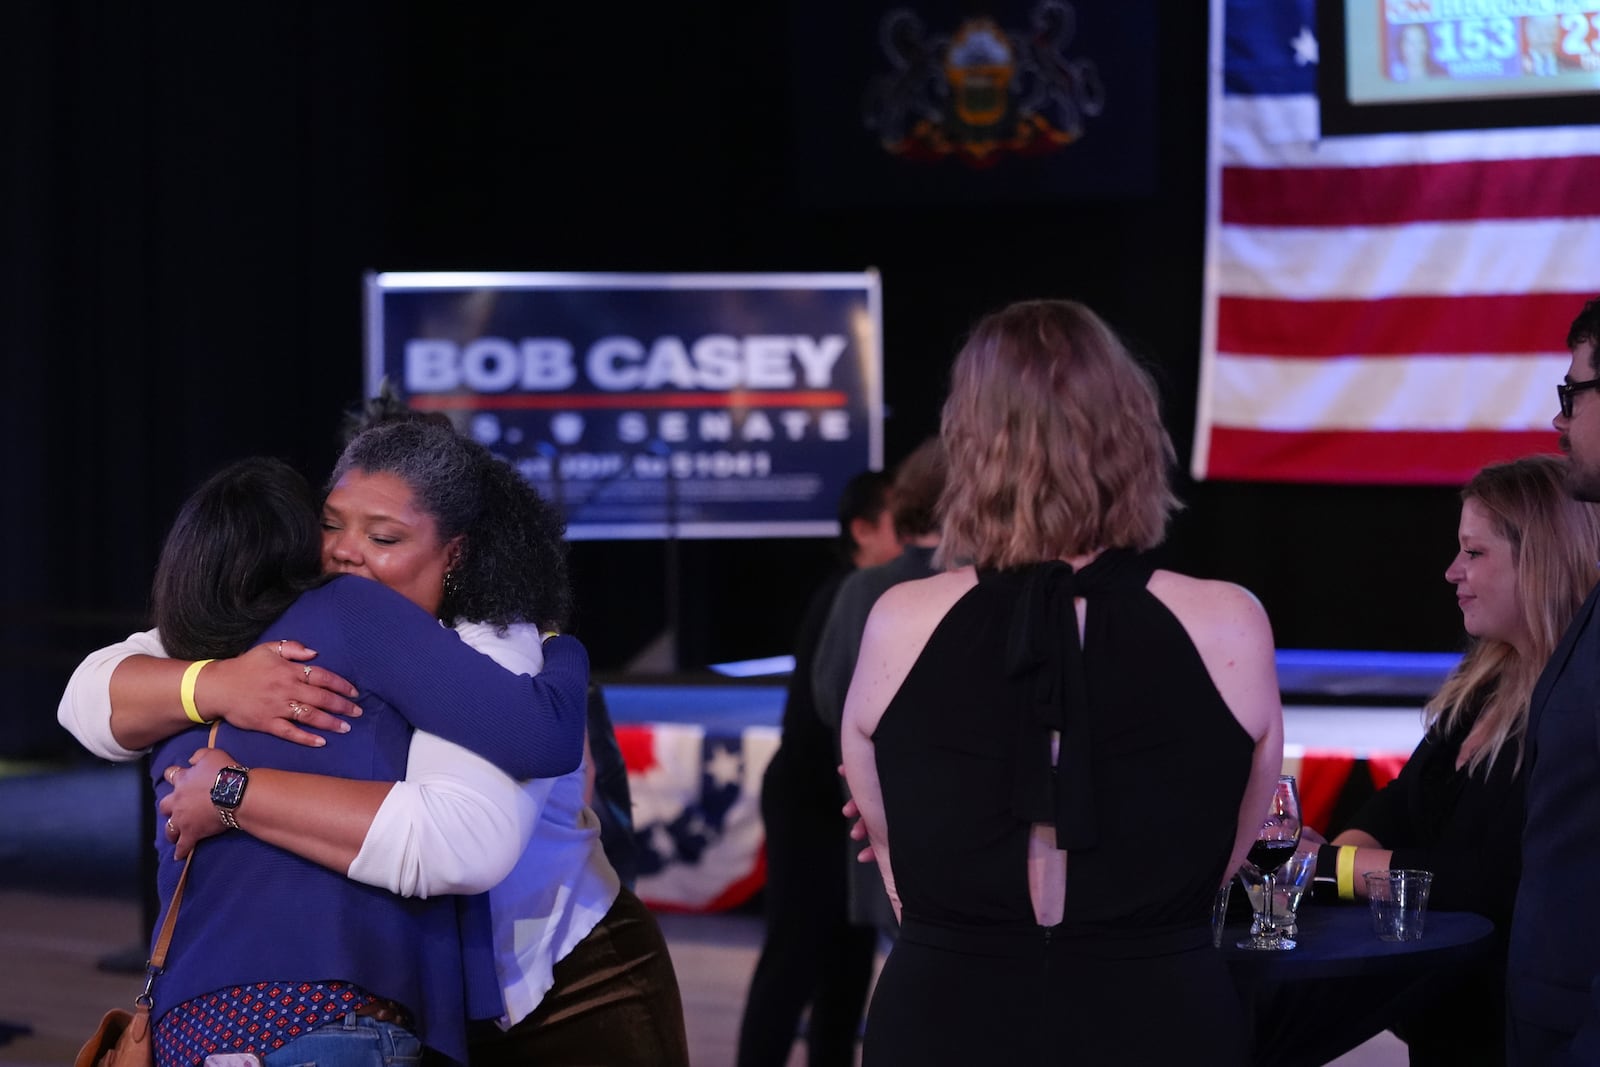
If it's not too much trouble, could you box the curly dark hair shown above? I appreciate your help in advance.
[459,448,574,630]
[154,458,326,660]
[339,380,452,444]
[332,414,573,631]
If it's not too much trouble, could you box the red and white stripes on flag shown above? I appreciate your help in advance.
[1193,0,1600,485]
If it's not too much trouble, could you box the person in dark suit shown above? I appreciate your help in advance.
[1507,295,1600,1066]
[735,469,898,1067]
[812,439,948,736]
[811,437,947,937]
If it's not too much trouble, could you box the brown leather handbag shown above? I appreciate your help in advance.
[75,1001,151,1067]
[74,858,191,1067]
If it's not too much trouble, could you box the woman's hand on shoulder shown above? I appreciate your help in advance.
[202,641,363,747]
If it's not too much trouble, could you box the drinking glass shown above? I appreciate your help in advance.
[1239,847,1315,938]
[1236,774,1302,951]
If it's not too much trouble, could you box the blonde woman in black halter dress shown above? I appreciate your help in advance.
[840,300,1285,1064]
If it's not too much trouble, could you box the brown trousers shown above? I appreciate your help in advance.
[467,887,689,1067]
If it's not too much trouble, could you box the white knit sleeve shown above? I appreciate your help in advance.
[56,628,168,762]
[345,622,549,897]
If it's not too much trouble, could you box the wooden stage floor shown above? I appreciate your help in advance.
[0,888,1406,1067]
[0,759,1407,1066]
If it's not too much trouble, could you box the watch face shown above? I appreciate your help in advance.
[210,766,249,810]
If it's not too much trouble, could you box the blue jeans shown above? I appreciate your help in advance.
[257,1013,422,1067]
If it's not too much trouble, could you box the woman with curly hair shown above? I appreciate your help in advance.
[60,418,687,1065]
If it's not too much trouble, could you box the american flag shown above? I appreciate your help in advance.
[1192,0,1600,485]
[619,721,779,912]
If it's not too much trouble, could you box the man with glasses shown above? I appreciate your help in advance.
[1507,296,1600,1065]
[1555,306,1600,501]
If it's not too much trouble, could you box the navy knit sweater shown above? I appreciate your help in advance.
[147,575,589,1064]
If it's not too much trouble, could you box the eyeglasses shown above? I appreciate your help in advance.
[1559,376,1600,418]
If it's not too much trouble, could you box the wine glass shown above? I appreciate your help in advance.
[1236,774,1302,951]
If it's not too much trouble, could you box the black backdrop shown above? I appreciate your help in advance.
[4,2,1467,757]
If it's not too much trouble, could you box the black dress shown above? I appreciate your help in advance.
[1340,700,1524,1066]
[863,553,1255,1065]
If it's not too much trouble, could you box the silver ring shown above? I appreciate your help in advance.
[289,701,304,721]
[303,665,313,681]
[276,639,286,658]
[166,819,176,836]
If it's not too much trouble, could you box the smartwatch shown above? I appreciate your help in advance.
[210,765,250,830]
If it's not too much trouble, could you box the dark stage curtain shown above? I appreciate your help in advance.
[4,1,380,755]
[4,2,1468,760]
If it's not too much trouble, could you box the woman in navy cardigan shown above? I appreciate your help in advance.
[111,454,590,1066]
[160,418,688,1066]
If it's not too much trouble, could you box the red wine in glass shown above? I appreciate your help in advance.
[1237,775,1302,951]
[1246,839,1297,874]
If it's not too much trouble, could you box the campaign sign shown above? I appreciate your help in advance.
[365,272,884,540]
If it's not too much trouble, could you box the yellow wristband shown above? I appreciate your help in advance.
[541,631,561,643]
[180,659,216,725]
[1336,845,1358,902]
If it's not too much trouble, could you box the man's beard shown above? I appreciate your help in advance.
[1566,453,1600,502]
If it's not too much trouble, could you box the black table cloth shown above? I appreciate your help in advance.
[1222,903,1496,1066]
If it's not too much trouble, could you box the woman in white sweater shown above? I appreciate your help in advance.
[60,417,688,1065]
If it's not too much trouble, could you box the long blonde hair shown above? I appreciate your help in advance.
[1428,455,1600,775]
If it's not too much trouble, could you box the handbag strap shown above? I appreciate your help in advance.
[140,719,220,999]
[148,857,192,973]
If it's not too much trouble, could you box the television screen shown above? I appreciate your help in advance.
[1320,2,1600,134]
